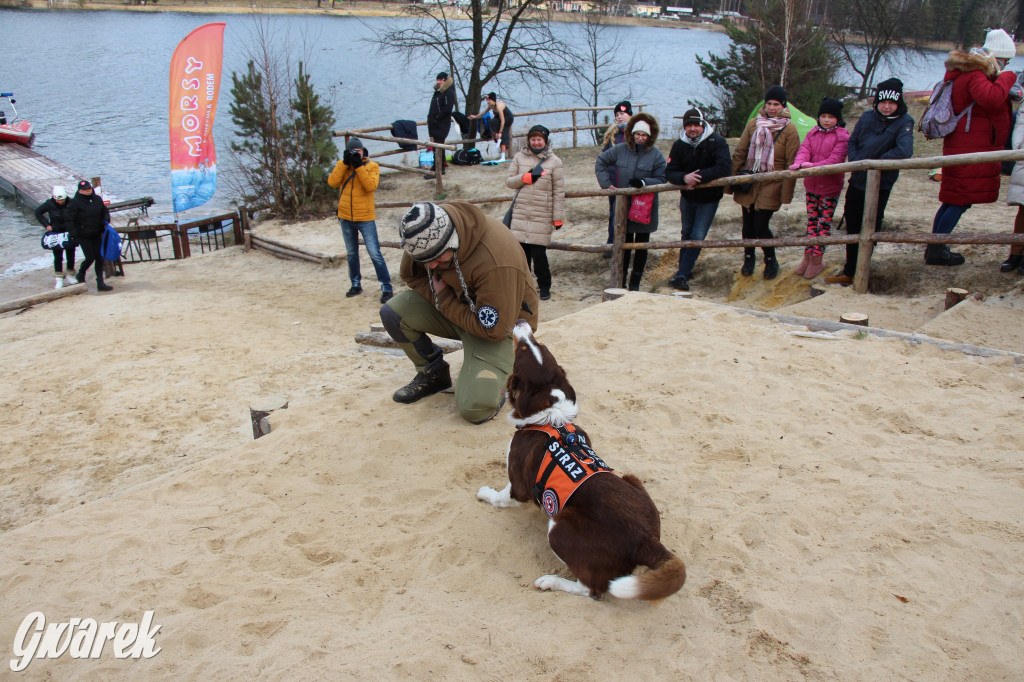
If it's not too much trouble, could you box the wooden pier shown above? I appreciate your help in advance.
[0,142,153,216]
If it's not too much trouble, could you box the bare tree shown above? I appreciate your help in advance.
[561,13,645,144]
[368,0,573,129]
[828,0,928,98]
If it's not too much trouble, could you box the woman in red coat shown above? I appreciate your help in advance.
[928,30,1017,266]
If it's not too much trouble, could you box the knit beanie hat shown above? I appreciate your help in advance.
[983,28,1016,59]
[527,124,550,143]
[632,120,651,136]
[346,137,365,152]
[436,71,448,80]
[52,185,67,200]
[764,85,788,105]
[399,202,458,264]
[874,78,908,118]
[817,97,844,121]
[615,100,633,116]
[682,108,706,126]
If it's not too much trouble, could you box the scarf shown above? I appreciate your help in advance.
[745,114,789,172]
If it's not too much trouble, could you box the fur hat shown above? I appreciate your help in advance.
[984,28,1016,59]
[614,100,633,116]
[764,85,788,106]
[632,120,651,136]
[527,124,550,143]
[817,97,844,121]
[399,203,458,264]
[52,185,67,200]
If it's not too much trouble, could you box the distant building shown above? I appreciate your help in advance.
[635,0,660,17]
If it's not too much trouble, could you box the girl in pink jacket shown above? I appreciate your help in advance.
[790,98,850,279]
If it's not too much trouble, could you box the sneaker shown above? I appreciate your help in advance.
[380,291,393,304]
[392,363,452,404]
[670,276,689,291]
[539,289,551,300]
[924,250,965,266]
[763,258,779,280]
[740,256,755,276]
[824,273,853,285]
[345,286,363,297]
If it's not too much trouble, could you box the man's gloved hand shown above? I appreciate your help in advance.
[628,177,644,188]
[343,150,355,167]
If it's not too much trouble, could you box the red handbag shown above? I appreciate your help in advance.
[627,192,654,224]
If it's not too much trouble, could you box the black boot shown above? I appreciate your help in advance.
[925,244,965,266]
[393,353,452,404]
[96,270,112,292]
[763,256,779,280]
[1000,254,1023,272]
[76,267,86,284]
[741,251,755,276]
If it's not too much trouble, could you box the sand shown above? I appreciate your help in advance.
[2,129,1024,679]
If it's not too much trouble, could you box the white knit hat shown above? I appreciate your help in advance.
[632,120,651,136]
[399,202,459,264]
[52,185,67,200]
[984,28,1016,59]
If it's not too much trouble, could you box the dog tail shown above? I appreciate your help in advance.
[607,546,686,601]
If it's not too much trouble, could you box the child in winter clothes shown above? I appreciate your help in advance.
[789,97,850,279]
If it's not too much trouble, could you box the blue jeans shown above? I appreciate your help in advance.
[339,219,392,292]
[674,196,720,280]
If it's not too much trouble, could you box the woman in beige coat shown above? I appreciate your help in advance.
[506,124,565,300]
[729,85,801,279]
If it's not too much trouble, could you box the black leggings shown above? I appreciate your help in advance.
[841,185,892,276]
[77,236,105,281]
[622,232,650,289]
[741,207,776,260]
[52,246,75,273]
[520,243,551,291]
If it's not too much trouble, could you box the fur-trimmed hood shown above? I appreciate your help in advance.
[434,75,454,93]
[625,112,659,151]
[945,49,1000,78]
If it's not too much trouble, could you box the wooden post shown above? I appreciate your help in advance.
[945,287,969,310]
[602,288,628,302]
[434,147,444,197]
[231,212,243,245]
[609,194,628,288]
[250,395,288,439]
[840,313,869,326]
[571,110,578,148]
[853,169,881,294]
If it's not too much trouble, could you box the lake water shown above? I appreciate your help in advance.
[0,8,1001,280]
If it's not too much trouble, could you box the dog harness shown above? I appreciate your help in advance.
[524,424,614,518]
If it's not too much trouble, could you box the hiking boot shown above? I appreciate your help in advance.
[670,275,689,291]
[763,257,779,280]
[924,249,965,266]
[825,272,853,285]
[1000,254,1023,272]
[380,291,393,304]
[345,286,363,297]
[740,254,755,276]
[393,360,452,404]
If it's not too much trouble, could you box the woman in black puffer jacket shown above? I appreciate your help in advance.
[67,180,112,291]
[35,185,78,288]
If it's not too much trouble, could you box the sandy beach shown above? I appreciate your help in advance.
[2,111,1024,678]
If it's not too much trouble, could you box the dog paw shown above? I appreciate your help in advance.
[476,483,518,507]
[476,485,498,502]
[534,575,559,591]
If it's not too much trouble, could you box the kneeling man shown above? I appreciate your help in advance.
[381,201,540,424]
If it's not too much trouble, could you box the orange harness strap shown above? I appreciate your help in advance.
[524,423,615,518]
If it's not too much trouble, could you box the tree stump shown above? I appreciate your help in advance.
[840,313,869,327]
[250,395,288,439]
[603,288,628,302]
[944,287,969,310]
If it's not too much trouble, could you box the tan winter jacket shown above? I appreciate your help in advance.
[505,147,565,246]
[729,107,800,211]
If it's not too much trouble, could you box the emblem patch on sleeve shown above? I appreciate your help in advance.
[477,305,499,329]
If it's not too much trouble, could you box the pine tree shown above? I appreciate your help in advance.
[285,61,338,215]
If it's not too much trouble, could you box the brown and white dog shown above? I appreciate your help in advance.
[477,319,686,600]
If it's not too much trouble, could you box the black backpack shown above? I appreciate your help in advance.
[452,148,482,165]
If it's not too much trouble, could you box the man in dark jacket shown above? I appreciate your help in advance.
[425,72,457,179]
[825,78,914,283]
[665,108,731,291]
[67,179,112,291]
